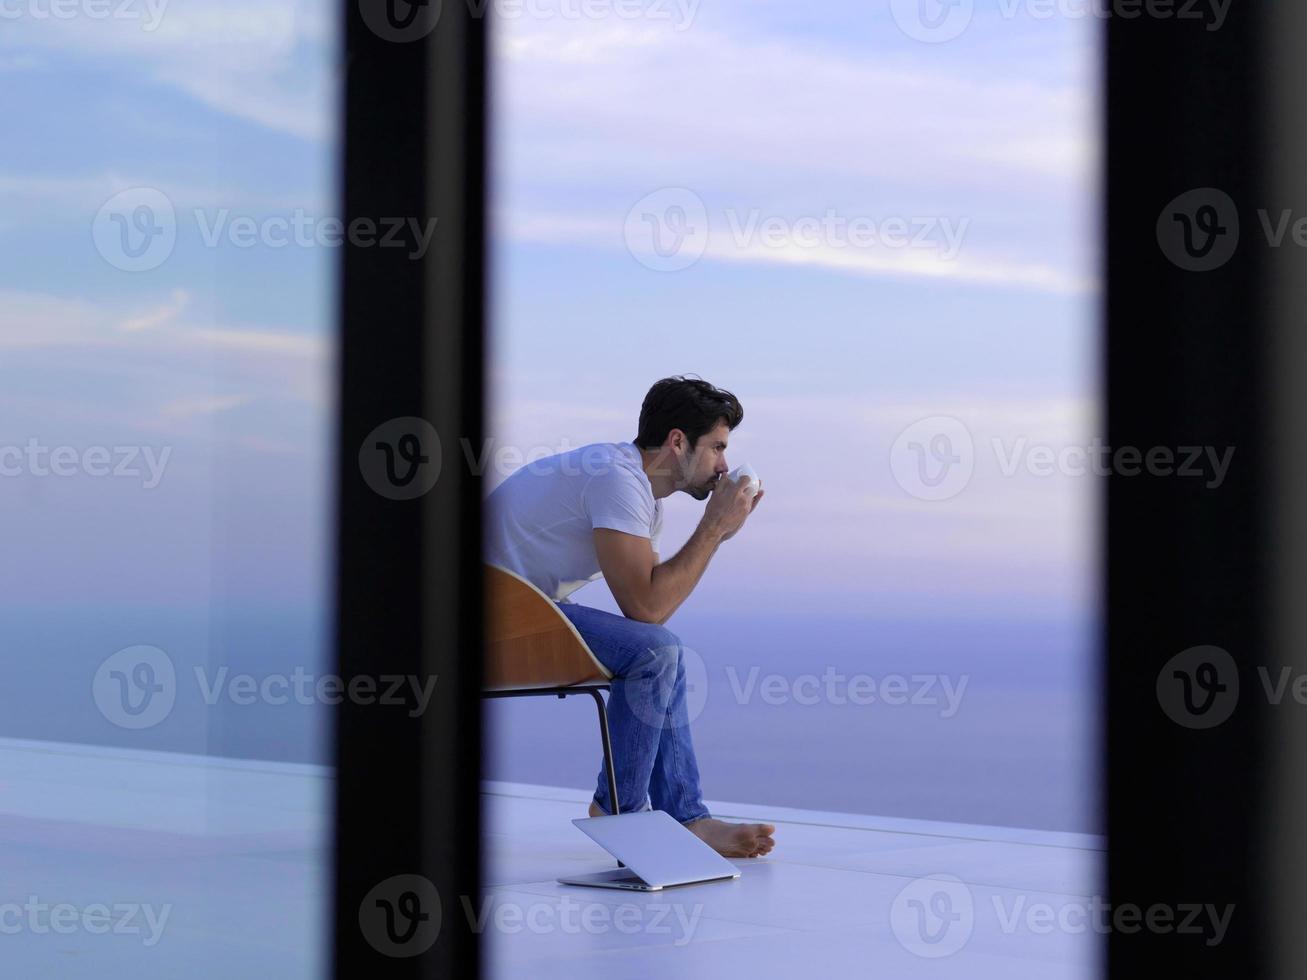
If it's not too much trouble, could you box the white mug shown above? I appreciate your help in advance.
[726,463,762,500]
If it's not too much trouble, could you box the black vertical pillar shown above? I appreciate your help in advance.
[1107,3,1269,977]
[335,0,485,976]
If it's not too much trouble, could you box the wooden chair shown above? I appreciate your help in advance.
[483,563,622,815]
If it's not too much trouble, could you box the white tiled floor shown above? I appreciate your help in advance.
[0,738,329,978]
[0,738,1103,977]
[483,781,1105,979]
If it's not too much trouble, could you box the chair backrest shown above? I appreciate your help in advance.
[484,564,611,692]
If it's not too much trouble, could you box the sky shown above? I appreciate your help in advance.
[0,1,1099,617]
[487,0,1101,620]
[0,0,1101,822]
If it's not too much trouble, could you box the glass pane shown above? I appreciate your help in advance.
[482,3,1104,977]
[487,0,1098,834]
[1,4,337,975]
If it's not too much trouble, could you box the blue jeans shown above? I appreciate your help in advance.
[555,602,711,825]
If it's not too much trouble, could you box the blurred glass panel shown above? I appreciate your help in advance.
[486,0,1100,833]
[0,2,337,974]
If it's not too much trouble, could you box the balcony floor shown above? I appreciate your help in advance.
[0,738,1102,977]
[483,780,1103,979]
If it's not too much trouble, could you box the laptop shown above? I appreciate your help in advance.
[558,810,742,891]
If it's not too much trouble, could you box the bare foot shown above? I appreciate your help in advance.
[685,817,776,858]
[585,802,775,858]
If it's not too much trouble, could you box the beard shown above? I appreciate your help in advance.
[684,470,718,501]
[678,451,718,500]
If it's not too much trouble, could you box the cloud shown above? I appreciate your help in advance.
[0,0,334,140]
[493,12,1097,292]
[121,289,190,331]
[0,288,329,438]
[504,208,1094,294]
[160,393,253,420]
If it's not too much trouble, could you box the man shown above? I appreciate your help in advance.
[485,376,776,858]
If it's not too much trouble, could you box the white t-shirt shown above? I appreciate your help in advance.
[484,441,664,602]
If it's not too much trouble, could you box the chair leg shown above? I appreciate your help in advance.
[585,687,624,869]
[586,688,620,817]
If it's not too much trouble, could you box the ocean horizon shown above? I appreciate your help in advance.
[2,603,1099,834]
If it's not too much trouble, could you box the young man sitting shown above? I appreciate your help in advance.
[485,376,775,858]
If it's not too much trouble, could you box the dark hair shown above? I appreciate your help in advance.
[634,376,744,451]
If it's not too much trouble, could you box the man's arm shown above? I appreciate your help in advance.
[594,482,764,624]
[595,523,721,624]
